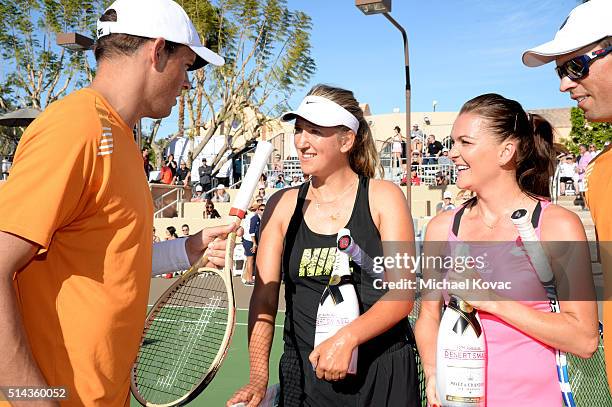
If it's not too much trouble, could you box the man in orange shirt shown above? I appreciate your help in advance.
[0,0,237,405]
[522,0,612,393]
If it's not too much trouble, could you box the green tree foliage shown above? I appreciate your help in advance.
[0,0,106,109]
[165,0,316,173]
[565,107,612,153]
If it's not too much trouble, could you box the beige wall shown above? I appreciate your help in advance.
[265,107,572,153]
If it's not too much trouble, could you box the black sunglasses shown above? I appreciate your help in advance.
[555,45,612,80]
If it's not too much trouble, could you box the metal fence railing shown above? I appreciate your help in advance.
[151,185,184,218]
[242,157,456,187]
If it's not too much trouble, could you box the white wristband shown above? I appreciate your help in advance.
[151,238,191,276]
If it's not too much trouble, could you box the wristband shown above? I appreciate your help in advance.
[151,238,191,276]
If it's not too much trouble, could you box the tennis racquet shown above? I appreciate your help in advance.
[511,208,575,407]
[131,141,273,406]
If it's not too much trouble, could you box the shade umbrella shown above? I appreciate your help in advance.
[0,107,41,127]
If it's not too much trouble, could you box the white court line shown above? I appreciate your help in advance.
[156,296,221,389]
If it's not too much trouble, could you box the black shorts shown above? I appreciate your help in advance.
[559,177,574,184]
[242,240,255,257]
[279,340,420,407]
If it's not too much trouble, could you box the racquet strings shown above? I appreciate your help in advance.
[133,271,231,405]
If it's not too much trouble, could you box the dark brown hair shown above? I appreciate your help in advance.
[94,9,181,62]
[459,93,555,197]
[307,84,380,178]
[599,36,612,48]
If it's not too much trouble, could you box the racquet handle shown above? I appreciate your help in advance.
[510,209,555,284]
[336,228,374,273]
[189,220,240,274]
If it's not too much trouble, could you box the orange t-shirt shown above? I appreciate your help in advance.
[584,146,612,393]
[0,88,153,406]
[160,166,173,184]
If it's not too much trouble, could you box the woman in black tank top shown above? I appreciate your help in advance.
[228,85,420,407]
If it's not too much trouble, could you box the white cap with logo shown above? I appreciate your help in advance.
[281,95,360,134]
[522,0,611,67]
[97,0,225,70]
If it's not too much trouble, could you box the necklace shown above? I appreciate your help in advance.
[310,178,358,221]
[477,208,500,229]
[476,193,530,230]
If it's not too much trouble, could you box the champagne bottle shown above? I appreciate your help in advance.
[313,229,360,374]
[436,244,486,406]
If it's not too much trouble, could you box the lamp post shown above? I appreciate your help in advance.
[355,0,411,202]
[56,32,94,51]
[433,100,438,112]
[56,32,143,148]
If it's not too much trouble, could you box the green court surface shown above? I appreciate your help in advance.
[131,309,285,407]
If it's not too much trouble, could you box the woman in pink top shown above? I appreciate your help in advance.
[415,94,598,407]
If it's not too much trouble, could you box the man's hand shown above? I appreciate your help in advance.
[185,223,243,268]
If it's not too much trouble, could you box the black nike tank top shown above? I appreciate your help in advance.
[282,175,411,352]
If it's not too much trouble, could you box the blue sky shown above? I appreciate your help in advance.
[155,0,581,137]
[291,0,580,113]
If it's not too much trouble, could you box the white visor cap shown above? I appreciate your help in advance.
[522,0,611,67]
[97,0,225,70]
[281,95,360,134]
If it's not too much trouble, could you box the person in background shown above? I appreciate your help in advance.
[410,169,421,186]
[589,143,601,158]
[435,190,456,214]
[522,0,612,386]
[435,171,449,186]
[391,125,403,170]
[290,175,302,187]
[142,147,153,180]
[255,186,268,203]
[160,163,174,185]
[257,174,267,190]
[166,153,178,178]
[558,154,578,196]
[424,134,443,165]
[191,184,206,202]
[575,144,593,207]
[203,200,222,219]
[411,139,423,160]
[245,203,266,284]
[410,123,424,143]
[274,173,287,188]
[437,148,453,167]
[165,226,178,240]
[152,227,161,243]
[212,184,231,203]
[174,160,191,187]
[215,157,232,187]
[411,150,422,167]
[241,202,258,286]
[198,157,213,195]
[181,224,190,237]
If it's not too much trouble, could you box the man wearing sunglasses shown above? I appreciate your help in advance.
[523,0,612,392]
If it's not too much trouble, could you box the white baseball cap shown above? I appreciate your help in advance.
[443,191,453,199]
[522,0,612,67]
[97,0,225,70]
[281,95,360,134]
